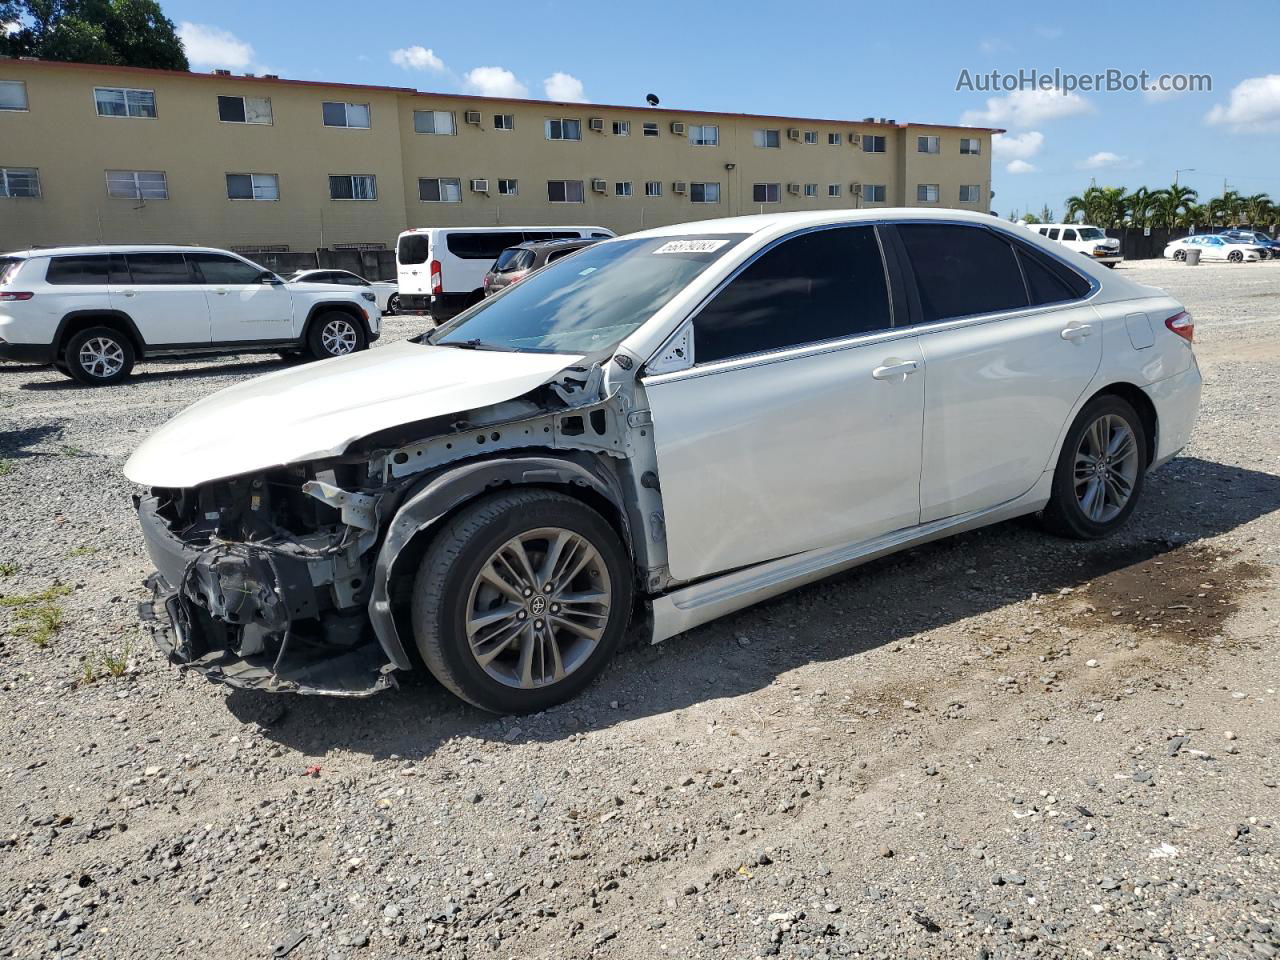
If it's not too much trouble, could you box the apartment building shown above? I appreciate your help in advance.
[0,58,1000,253]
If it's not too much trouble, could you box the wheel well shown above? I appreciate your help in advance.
[55,312,142,357]
[1090,382,1157,465]
[305,303,370,340]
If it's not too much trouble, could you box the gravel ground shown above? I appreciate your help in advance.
[1,258,1279,960]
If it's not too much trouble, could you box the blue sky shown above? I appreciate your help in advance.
[163,0,1280,218]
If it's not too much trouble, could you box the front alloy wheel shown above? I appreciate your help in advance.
[306,311,367,360]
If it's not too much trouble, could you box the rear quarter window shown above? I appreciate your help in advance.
[0,257,23,285]
[46,255,112,285]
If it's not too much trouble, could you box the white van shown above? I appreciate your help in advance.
[1024,223,1122,267]
[396,226,614,321]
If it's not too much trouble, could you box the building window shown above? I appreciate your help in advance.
[644,180,662,197]
[323,101,371,128]
[226,173,279,200]
[545,118,581,140]
[689,124,719,146]
[752,183,781,204]
[0,167,40,197]
[106,169,168,199]
[615,181,633,197]
[753,129,780,148]
[329,174,377,200]
[803,130,818,145]
[690,182,720,203]
[547,179,584,203]
[0,80,28,111]
[612,120,630,136]
[414,110,456,135]
[828,132,841,145]
[959,184,981,202]
[94,86,156,119]
[917,135,940,154]
[917,183,940,203]
[217,95,272,124]
[862,135,886,153]
[960,137,981,155]
[803,183,818,198]
[828,184,841,197]
[642,122,659,137]
[863,184,887,203]
[418,177,462,202]
[494,113,515,130]
[497,179,518,196]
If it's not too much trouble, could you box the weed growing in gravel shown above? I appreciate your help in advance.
[79,641,135,684]
[102,641,132,677]
[68,546,97,558]
[0,562,17,577]
[0,460,12,477]
[0,584,72,647]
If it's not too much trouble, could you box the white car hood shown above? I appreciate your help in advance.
[124,341,583,487]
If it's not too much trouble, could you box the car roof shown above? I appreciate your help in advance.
[0,244,250,258]
[621,207,1012,243]
[519,238,597,250]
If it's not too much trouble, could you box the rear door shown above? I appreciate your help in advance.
[110,252,211,346]
[188,252,295,343]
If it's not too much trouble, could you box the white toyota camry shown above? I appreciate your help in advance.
[1164,235,1263,262]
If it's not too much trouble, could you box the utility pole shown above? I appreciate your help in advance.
[1174,168,1194,186]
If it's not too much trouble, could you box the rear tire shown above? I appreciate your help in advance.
[306,312,367,360]
[1228,250,1243,263]
[63,326,135,386]
[387,294,401,315]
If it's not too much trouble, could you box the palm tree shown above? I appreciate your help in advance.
[1181,203,1207,230]
[1243,193,1274,228]
[1064,186,1127,226]
[1125,187,1155,228]
[1151,184,1198,228]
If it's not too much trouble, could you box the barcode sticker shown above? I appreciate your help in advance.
[652,239,731,254]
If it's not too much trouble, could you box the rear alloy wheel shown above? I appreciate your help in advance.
[411,490,633,713]
[306,312,367,360]
[1041,395,1147,539]
[64,326,135,386]
[1228,250,1244,263]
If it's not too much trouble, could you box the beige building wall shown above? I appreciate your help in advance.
[1,59,997,252]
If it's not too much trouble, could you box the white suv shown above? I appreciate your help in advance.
[0,245,381,385]
[1024,223,1122,267]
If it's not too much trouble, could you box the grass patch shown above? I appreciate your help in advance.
[79,640,134,684]
[0,460,13,477]
[0,562,17,577]
[1,584,72,647]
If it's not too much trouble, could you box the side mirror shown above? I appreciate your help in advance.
[258,271,282,284]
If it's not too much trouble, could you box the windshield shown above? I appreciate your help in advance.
[493,248,534,273]
[0,257,22,285]
[430,234,746,354]
[1077,227,1106,240]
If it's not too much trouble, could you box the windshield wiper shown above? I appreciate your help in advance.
[436,338,516,352]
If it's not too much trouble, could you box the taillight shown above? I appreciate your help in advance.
[429,260,443,295]
[1165,310,1194,343]
[0,291,34,301]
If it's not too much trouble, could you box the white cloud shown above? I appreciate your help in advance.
[463,66,528,99]
[177,22,254,70]
[544,72,588,103]
[1206,74,1280,132]
[2,20,19,36]
[992,130,1044,161]
[390,45,446,72]
[962,88,1092,128]
[1078,151,1140,170]
[1005,159,1037,174]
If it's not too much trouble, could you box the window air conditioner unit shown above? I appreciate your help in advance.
[470,179,489,193]
[786,182,801,194]
[672,181,687,194]
[589,117,604,132]
[670,121,686,135]
[591,178,608,193]
[786,127,801,140]
[849,132,861,144]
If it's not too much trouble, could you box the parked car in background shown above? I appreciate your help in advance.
[1164,235,1263,262]
[482,238,602,297]
[127,209,1200,711]
[286,268,400,313]
[395,226,614,322]
[1024,223,1123,267]
[0,245,380,385]
[1216,230,1279,259]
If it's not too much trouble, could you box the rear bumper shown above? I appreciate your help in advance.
[0,341,56,364]
[1144,359,1202,468]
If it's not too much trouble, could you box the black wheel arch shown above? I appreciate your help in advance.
[54,310,144,358]
[302,301,374,343]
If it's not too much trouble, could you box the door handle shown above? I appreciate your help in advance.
[872,359,920,381]
[213,288,228,295]
[120,289,136,297]
[1061,322,1093,341]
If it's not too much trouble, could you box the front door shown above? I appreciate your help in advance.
[188,252,296,343]
[641,225,926,583]
[109,252,211,346]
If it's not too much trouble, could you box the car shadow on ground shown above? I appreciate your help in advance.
[12,356,295,391]
[0,421,67,459]
[232,455,1280,761]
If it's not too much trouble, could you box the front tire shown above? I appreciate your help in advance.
[63,326,135,386]
[1041,395,1147,540]
[387,293,401,315]
[411,490,633,713]
[306,311,367,360]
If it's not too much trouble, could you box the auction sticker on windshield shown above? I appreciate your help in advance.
[653,239,732,255]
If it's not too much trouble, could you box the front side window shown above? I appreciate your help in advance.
[0,80,28,111]
[432,234,744,354]
[217,95,272,124]
[329,174,377,200]
[615,181,633,197]
[1063,229,1078,241]
[95,86,156,118]
[106,169,168,199]
[803,130,818,144]
[753,129,780,148]
[414,110,456,135]
[863,184,887,203]
[547,179,584,203]
[613,120,630,136]
[497,178,518,196]
[419,177,462,202]
[897,223,1028,323]
[0,167,40,198]
[545,118,581,140]
[125,252,191,284]
[644,180,662,197]
[752,183,780,204]
[917,135,940,153]
[690,182,719,203]
[226,173,279,200]
[188,252,264,284]
[323,101,370,128]
[694,226,891,365]
[863,135,886,153]
[689,124,718,146]
[917,183,940,203]
[959,184,981,202]
[960,137,981,155]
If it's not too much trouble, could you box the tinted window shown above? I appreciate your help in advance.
[46,255,111,285]
[898,224,1027,322]
[398,234,430,265]
[447,232,521,260]
[546,248,577,264]
[493,249,534,273]
[188,253,263,284]
[126,253,191,284]
[217,96,245,123]
[1018,250,1078,305]
[694,226,891,365]
[1046,228,1060,240]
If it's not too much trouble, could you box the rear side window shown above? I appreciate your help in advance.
[446,232,522,260]
[694,225,891,365]
[1013,241,1093,304]
[398,234,430,265]
[125,252,191,284]
[897,224,1028,323]
[46,255,113,285]
[493,248,534,273]
[1046,228,1060,240]
[0,257,22,284]
[187,252,263,284]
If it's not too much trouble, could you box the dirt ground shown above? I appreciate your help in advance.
[1,257,1278,959]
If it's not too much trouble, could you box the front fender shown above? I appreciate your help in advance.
[366,452,629,671]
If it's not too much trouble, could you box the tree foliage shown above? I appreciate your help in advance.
[1,0,187,70]
[1063,182,1276,230]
